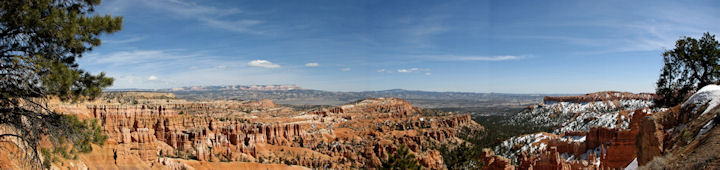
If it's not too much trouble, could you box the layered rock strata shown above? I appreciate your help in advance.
[42,96,480,169]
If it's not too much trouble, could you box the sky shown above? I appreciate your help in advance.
[79,0,720,93]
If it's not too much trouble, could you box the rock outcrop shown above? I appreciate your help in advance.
[636,85,720,169]
[479,149,514,170]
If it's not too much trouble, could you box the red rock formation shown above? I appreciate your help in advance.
[45,97,480,169]
[479,149,515,170]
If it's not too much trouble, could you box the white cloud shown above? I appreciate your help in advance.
[425,72,432,76]
[216,65,227,69]
[398,68,420,73]
[305,62,320,67]
[377,69,387,73]
[340,68,351,71]
[148,75,159,81]
[248,60,280,68]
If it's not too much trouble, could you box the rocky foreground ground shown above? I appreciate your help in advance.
[0,93,481,169]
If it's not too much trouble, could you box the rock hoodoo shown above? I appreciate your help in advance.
[20,94,481,169]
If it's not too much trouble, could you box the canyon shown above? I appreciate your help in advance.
[0,93,481,169]
[0,87,718,169]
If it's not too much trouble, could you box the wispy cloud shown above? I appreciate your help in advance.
[305,62,320,67]
[422,55,525,61]
[248,60,281,68]
[80,49,300,89]
[202,19,263,34]
[81,49,250,79]
[102,36,146,44]
[101,0,263,34]
[155,0,263,34]
[501,2,720,55]
[401,15,452,47]
[340,68,351,71]
[86,50,195,65]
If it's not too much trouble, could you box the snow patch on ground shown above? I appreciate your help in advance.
[683,85,720,115]
[695,119,715,138]
[510,100,653,129]
[624,158,638,170]
[560,135,586,143]
[499,96,659,166]
[559,146,602,162]
[494,133,554,162]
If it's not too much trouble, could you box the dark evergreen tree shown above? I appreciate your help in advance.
[656,32,720,107]
[0,0,121,167]
[380,145,422,170]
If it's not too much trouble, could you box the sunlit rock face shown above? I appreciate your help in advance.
[37,93,481,169]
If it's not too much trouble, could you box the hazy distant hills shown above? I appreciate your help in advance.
[107,85,573,114]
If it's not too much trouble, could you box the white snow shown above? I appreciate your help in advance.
[683,85,720,115]
[499,96,659,166]
[695,119,715,138]
[558,146,602,161]
[624,158,638,170]
[495,133,554,162]
[561,136,586,143]
[511,99,653,129]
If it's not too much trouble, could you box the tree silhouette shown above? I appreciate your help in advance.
[0,0,121,167]
[656,32,720,107]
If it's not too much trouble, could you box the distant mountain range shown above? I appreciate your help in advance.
[106,84,302,92]
[106,85,574,112]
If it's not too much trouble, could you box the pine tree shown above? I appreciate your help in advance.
[380,145,422,170]
[656,32,720,107]
[0,0,121,167]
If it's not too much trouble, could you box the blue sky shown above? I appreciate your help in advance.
[80,0,720,93]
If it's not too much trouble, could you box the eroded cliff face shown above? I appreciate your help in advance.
[636,85,720,169]
[485,88,720,170]
[36,96,480,169]
[489,91,662,170]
